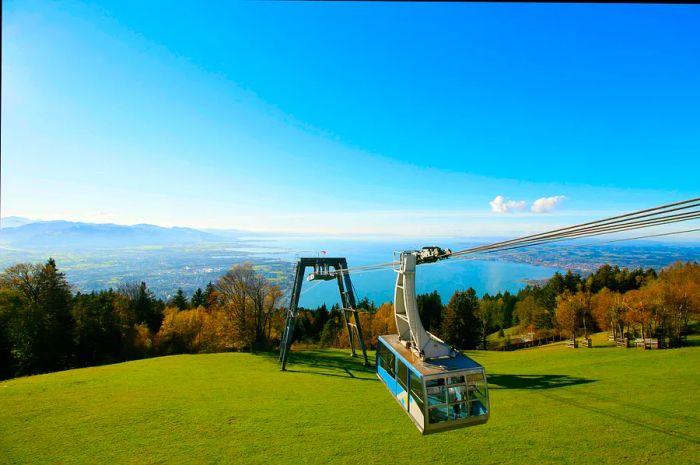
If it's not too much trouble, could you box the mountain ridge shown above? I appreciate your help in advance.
[0,219,225,249]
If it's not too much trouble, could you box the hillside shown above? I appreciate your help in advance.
[1,343,698,465]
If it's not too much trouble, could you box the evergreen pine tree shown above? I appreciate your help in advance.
[203,282,217,308]
[170,289,189,310]
[33,259,74,372]
[190,288,206,308]
[440,288,480,349]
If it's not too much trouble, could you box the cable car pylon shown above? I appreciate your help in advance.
[279,257,369,371]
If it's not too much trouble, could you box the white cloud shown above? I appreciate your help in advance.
[531,195,566,213]
[489,195,527,214]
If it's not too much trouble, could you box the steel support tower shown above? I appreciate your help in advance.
[279,257,369,370]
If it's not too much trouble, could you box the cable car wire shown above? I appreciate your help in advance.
[441,226,700,264]
[338,225,700,278]
[333,197,700,275]
[451,197,700,256]
[453,212,700,256]
[340,210,699,274]
[450,205,700,257]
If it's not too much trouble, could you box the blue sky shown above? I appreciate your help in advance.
[2,1,699,237]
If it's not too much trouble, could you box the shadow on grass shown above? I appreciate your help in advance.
[254,349,378,382]
[540,390,700,445]
[488,373,595,390]
[578,389,700,425]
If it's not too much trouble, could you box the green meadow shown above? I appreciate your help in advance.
[1,337,699,465]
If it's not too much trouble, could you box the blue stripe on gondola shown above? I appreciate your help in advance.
[377,336,422,379]
[377,363,398,396]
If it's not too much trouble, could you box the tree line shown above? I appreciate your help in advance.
[0,260,284,380]
[498,262,699,348]
[1,259,698,380]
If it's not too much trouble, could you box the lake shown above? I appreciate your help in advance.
[242,237,563,307]
[297,258,561,308]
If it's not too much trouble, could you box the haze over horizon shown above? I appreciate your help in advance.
[3,2,699,237]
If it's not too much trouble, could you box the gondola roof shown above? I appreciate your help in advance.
[379,334,484,377]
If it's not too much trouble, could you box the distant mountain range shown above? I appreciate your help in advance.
[0,216,37,228]
[0,218,224,249]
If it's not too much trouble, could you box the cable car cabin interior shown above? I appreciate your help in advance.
[376,334,489,434]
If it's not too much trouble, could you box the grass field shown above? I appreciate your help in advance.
[1,338,699,465]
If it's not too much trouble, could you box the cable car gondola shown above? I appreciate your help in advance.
[376,250,490,434]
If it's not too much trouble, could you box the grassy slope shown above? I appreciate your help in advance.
[487,325,521,342]
[1,341,699,465]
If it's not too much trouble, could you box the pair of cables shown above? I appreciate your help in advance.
[338,197,700,275]
[450,197,700,258]
[440,226,700,269]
